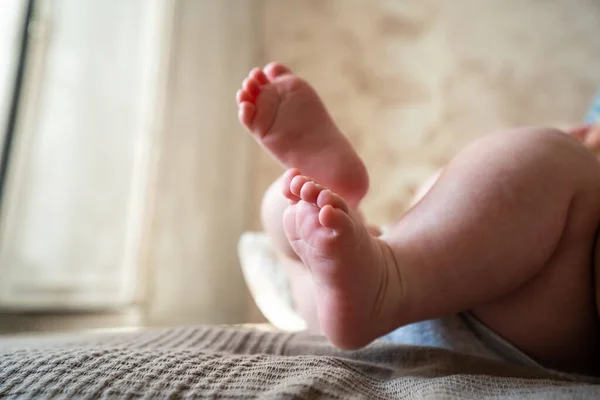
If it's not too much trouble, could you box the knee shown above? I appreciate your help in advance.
[433,126,600,223]
[517,127,600,180]
[459,127,600,187]
[260,176,286,231]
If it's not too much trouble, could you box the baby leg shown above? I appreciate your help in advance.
[283,127,600,373]
[384,127,600,372]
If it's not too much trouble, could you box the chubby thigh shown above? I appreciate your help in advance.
[388,127,600,374]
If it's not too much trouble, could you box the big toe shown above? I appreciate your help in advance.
[264,62,292,80]
[319,204,355,235]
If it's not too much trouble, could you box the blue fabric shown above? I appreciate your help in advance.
[380,313,541,368]
[584,91,600,124]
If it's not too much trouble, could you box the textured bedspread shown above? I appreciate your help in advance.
[0,326,598,399]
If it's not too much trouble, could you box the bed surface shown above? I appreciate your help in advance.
[1,325,598,399]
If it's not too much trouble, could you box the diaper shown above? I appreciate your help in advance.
[238,231,306,332]
[584,91,600,125]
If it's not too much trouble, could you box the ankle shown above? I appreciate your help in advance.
[374,239,413,332]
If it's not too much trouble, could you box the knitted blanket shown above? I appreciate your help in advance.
[1,326,598,399]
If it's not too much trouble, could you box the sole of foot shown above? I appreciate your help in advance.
[281,168,401,349]
[236,63,369,206]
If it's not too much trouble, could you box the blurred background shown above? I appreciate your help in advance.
[0,0,598,334]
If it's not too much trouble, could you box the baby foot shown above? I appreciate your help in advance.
[566,124,600,154]
[236,63,368,206]
[281,169,403,349]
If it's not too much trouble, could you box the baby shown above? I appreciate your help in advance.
[236,62,600,375]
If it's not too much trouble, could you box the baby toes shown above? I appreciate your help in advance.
[249,67,268,85]
[242,77,261,99]
[299,181,326,204]
[282,168,302,202]
[318,205,354,233]
[236,89,252,105]
[264,62,292,80]
[290,175,355,234]
[316,189,349,213]
[289,174,314,198]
